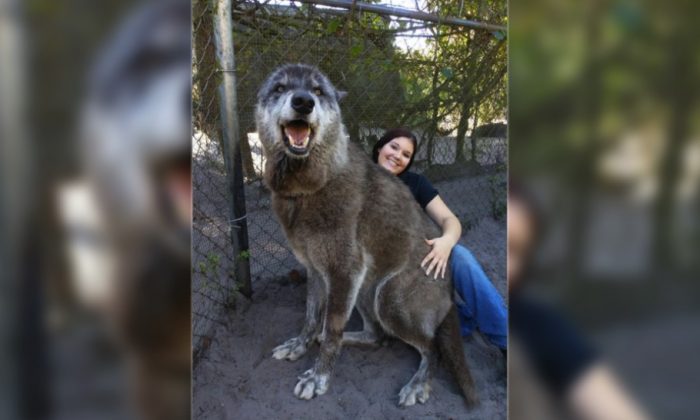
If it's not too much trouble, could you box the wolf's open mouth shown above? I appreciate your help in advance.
[282,120,313,154]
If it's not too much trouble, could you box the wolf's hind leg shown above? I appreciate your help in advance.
[374,277,445,406]
[342,330,380,346]
[342,305,384,346]
[398,344,437,407]
[272,269,326,361]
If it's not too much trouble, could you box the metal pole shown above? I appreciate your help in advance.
[298,0,507,32]
[1,0,49,417]
[1,1,23,418]
[213,0,252,298]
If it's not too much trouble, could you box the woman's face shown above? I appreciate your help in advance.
[377,137,414,175]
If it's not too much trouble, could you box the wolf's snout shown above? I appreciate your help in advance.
[291,91,315,115]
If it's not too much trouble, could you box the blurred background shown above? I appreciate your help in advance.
[1,0,191,419]
[510,0,700,418]
[2,0,699,418]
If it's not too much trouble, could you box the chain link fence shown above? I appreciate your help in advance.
[193,0,507,362]
[193,0,238,361]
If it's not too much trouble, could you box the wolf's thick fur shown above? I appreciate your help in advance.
[256,63,477,407]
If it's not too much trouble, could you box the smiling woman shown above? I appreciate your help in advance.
[372,128,508,353]
[378,136,414,174]
[372,128,418,175]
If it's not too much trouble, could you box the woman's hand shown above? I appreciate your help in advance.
[422,196,461,279]
[421,236,454,279]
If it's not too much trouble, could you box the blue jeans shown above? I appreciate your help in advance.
[450,245,507,349]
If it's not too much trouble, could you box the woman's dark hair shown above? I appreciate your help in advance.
[508,176,545,291]
[372,128,418,174]
[508,175,547,270]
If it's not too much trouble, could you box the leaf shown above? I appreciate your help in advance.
[350,43,363,58]
[326,18,341,34]
[441,67,454,79]
[492,30,506,40]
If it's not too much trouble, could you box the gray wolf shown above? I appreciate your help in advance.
[256,63,478,407]
[77,1,191,418]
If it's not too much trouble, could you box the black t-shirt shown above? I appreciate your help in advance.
[398,171,439,209]
[510,293,598,395]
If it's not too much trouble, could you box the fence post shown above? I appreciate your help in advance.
[1,0,27,416]
[213,0,252,298]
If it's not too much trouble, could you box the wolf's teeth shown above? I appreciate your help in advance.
[288,135,310,149]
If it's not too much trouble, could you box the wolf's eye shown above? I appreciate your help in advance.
[313,87,323,96]
[275,84,286,93]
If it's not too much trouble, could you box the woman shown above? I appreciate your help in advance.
[372,128,507,353]
[508,179,649,420]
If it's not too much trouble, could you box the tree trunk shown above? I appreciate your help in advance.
[471,107,479,163]
[455,99,471,162]
[194,0,256,180]
[426,64,442,166]
[567,0,603,280]
[652,33,694,272]
[424,25,443,166]
[193,0,222,146]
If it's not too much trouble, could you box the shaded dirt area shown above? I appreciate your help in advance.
[193,219,507,420]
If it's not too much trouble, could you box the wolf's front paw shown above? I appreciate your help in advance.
[293,368,329,400]
[398,381,431,407]
[272,337,308,361]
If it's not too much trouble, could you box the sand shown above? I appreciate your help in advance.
[193,219,507,420]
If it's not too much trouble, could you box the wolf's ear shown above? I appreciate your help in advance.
[336,90,348,101]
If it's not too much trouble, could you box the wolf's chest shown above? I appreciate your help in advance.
[271,193,348,234]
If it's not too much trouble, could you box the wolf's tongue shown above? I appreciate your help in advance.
[285,125,310,147]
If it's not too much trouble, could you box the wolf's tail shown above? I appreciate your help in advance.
[436,305,479,406]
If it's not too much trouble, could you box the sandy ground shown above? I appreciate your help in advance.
[192,279,507,420]
[193,218,507,420]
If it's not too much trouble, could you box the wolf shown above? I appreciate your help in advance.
[256,63,478,407]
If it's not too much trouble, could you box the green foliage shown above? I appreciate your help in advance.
[349,43,364,59]
[207,253,221,268]
[441,67,454,79]
[326,18,341,34]
[227,1,507,171]
[492,30,506,41]
[198,261,208,275]
[198,252,222,276]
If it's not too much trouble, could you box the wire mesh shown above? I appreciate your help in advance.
[192,0,239,361]
[192,0,507,362]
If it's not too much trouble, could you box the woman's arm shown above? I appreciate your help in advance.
[423,195,462,279]
[568,363,650,420]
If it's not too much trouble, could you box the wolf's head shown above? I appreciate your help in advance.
[256,64,346,159]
